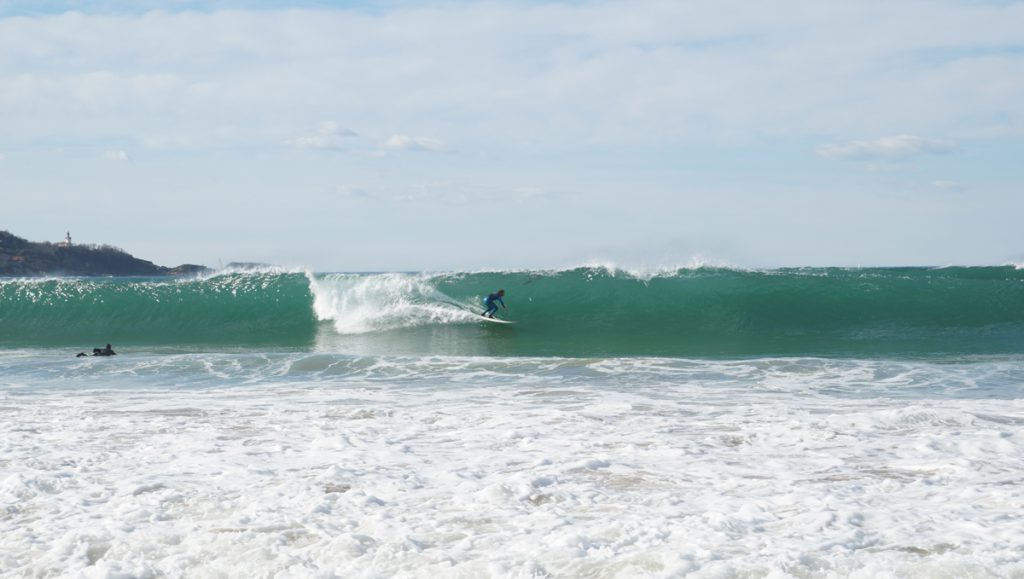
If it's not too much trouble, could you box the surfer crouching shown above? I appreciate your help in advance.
[76,344,116,357]
[481,290,507,318]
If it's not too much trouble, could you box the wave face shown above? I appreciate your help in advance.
[3,266,1024,357]
[0,272,318,348]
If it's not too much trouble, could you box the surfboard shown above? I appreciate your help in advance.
[480,315,515,324]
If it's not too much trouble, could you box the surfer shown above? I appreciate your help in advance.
[76,344,116,357]
[481,289,507,318]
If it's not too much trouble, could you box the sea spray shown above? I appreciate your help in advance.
[309,272,477,334]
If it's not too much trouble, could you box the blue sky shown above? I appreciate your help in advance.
[2,0,1023,271]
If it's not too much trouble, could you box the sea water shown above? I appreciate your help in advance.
[2,267,1024,577]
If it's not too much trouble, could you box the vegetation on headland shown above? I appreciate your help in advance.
[0,231,211,277]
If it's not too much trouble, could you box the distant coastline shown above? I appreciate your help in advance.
[0,230,210,277]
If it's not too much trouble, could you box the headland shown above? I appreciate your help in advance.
[0,230,210,277]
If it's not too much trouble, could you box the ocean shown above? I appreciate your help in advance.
[2,266,1023,577]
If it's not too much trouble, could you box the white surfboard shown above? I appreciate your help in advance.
[479,315,515,324]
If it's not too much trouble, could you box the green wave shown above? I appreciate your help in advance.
[0,272,318,348]
[3,266,1023,357]
[423,266,1024,357]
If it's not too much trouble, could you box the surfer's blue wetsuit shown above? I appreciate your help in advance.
[482,291,506,318]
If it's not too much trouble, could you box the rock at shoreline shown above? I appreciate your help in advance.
[0,231,213,277]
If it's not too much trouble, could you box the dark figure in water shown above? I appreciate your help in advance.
[76,344,116,357]
[481,289,507,318]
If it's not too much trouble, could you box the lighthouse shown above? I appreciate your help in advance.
[59,231,72,247]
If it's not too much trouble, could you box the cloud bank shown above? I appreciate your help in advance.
[0,1,1022,153]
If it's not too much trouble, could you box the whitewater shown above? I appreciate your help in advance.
[2,267,1024,577]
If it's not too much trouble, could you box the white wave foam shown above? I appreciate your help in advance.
[419,257,743,281]
[573,256,737,281]
[309,273,479,334]
[195,263,310,279]
[3,355,1024,577]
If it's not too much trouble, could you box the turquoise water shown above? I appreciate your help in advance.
[2,266,1023,357]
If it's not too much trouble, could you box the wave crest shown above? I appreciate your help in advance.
[310,273,478,334]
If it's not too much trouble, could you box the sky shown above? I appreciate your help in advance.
[1,0,1023,271]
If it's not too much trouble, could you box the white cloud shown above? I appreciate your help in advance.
[285,121,358,150]
[382,135,448,153]
[508,186,566,202]
[1,2,1020,153]
[816,135,956,161]
[389,182,466,204]
[0,153,6,161]
[285,125,448,155]
[932,179,966,193]
[332,184,372,198]
[102,150,130,161]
